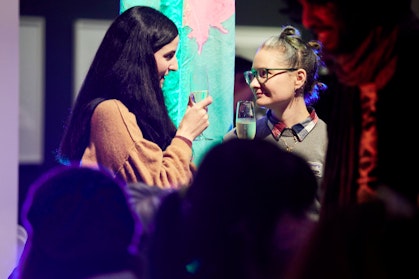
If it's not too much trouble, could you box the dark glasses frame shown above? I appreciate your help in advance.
[243,68,298,85]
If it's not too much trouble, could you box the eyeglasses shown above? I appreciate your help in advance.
[243,68,298,85]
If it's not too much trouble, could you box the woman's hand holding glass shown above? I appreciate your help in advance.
[176,95,212,142]
[189,69,213,141]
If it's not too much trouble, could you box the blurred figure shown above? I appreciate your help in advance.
[147,139,319,279]
[285,190,419,279]
[288,0,419,216]
[143,188,187,279]
[14,165,143,279]
[57,6,212,187]
[225,26,328,217]
[127,182,176,236]
[126,181,181,279]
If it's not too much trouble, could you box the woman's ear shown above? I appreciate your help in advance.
[295,69,306,90]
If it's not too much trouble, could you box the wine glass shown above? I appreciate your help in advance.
[235,100,256,139]
[190,70,212,141]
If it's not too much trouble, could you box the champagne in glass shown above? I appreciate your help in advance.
[190,90,209,104]
[190,67,212,141]
[236,100,256,139]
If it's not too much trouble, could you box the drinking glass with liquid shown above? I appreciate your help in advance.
[235,100,256,139]
[190,66,212,141]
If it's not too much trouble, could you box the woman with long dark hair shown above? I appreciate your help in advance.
[57,6,212,188]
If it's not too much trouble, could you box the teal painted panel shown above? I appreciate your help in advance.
[120,0,235,165]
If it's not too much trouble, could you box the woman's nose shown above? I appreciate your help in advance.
[169,57,179,71]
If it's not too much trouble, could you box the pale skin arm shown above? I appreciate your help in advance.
[176,95,213,141]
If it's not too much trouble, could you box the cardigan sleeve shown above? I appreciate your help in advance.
[81,99,195,188]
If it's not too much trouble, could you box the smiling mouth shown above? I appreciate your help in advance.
[159,77,165,87]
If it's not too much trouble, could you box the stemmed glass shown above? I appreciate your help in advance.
[235,100,256,139]
[190,68,212,141]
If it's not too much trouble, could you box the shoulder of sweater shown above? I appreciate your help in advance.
[94,99,130,116]
[316,117,327,127]
[256,116,269,129]
[92,99,137,128]
[96,99,126,110]
[256,115,268,123]
[223,128,237,141]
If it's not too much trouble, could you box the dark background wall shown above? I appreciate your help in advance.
[19,0,120,224]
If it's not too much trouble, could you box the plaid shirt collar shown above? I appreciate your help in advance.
[266,107,318,141]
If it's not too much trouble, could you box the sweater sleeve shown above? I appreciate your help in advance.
[81,99,194,188]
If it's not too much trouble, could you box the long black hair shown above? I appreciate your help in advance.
[57,6,178,165]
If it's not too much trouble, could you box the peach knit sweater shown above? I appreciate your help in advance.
[81,99,195,188]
